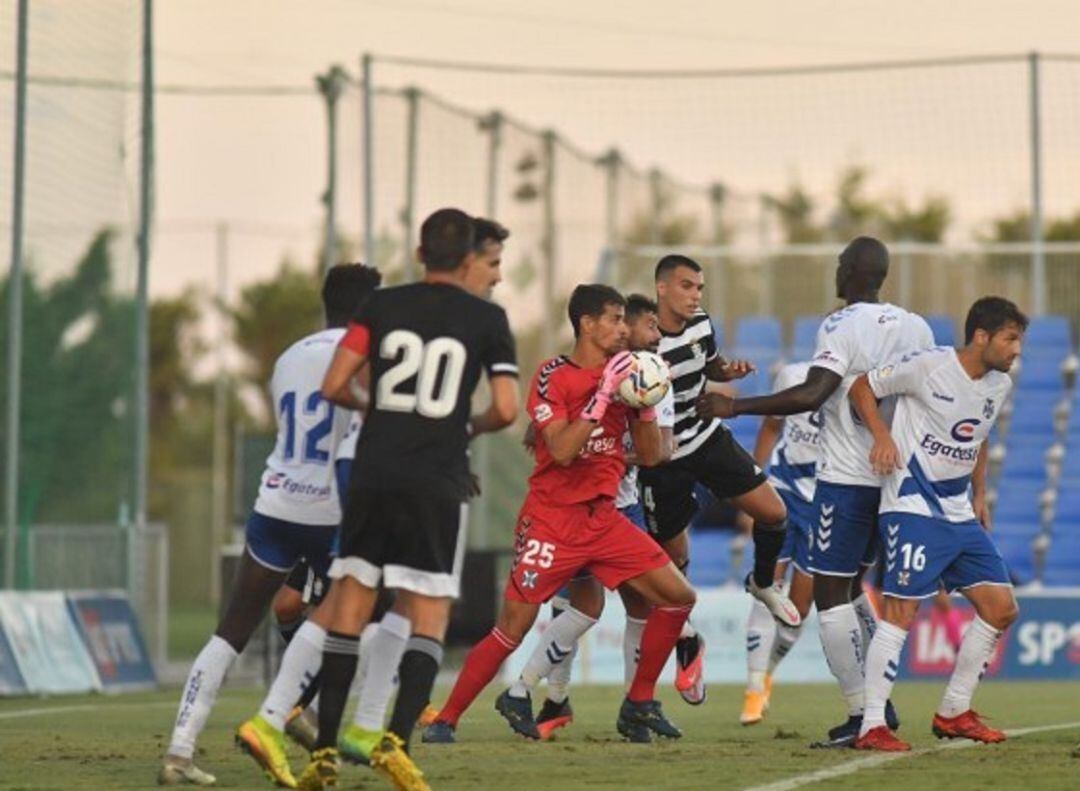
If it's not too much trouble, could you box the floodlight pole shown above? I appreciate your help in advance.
[402,87,421,279]
[361,53,375,269]
[318,65,348,276]
[1028,51,1046,316]
[4,0,29,588]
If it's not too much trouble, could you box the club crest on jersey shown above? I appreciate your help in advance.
[983,398,996,420]
[949,418,981,443]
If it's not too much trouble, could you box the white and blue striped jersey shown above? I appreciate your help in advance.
[811,302,934,487]
[868,346,1009,522]
[253,329,354,525]
[766,362,820,505]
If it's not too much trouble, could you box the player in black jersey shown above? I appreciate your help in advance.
[639,256,801,704]
[297,209,520,791]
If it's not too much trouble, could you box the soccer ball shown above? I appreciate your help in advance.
[618,351,671,408]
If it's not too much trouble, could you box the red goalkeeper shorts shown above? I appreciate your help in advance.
[504,494,670,604]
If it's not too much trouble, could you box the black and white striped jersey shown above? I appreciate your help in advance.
[656,309,721,460]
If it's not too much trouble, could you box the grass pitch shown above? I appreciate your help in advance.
[0,682,1077,790]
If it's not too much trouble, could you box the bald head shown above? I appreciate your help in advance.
[836,236,889,301]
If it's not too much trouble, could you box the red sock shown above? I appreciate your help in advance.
[436,628,519,727]
[628,605,692,702]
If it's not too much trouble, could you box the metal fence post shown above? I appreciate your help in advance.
[402,87,421,279]
[134,0,154,539]
[597,148,620,284]
[210,222,229,605]
[1028,51,1046,316]
[317,66,347,275]
[361,53,376,270]
[648,168,663,244]
[542,130,557,353]
[4,0,29,588]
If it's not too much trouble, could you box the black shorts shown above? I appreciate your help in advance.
[330,485,468,598]
[639,424,768,543]
[283,560,329,607]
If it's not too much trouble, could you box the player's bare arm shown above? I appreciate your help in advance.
[703,356,756,383]
[628,413,663,467]
[696,366,841,420]
[972,440,991,530]
[848,373,902,475]
[470,374,520,436]
[752,415,784,469]
[321,343,370,410]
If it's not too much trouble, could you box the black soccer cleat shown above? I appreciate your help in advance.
[811,714,862,749]
[495,689,541,740]
[617,698,682,743]
[536,697,574,740]
[421,720,456,744]
[885,699,901,731]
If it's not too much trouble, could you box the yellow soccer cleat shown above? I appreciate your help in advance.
[339,723,383,766]
[158,754,216,786]
[296,747,340,791]
[740,689,768,726]
[370,732,430,791]
[236,715,298,788]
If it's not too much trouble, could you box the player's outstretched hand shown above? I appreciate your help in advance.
[695,391,735,420]
[718,359,756,381]
[869,436,903,476]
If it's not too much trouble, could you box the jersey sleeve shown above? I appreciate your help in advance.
[482,306,519,378]
[527,362,569,430]
[866,349,939,400]
[341,293,377,355]
[810,314,857,378]
[656,387,676,429]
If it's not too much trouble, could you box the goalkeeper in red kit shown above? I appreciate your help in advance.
[424,284,697,744]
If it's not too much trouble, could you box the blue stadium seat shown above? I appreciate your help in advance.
[733,356,780,397]
[1052,487,1080,524]
[1041,529,1080,586]
[791,315,820,360]
[688,530,733,587]
[1007,393,1062,439]
[1016,357,1064,391]
[925,314,956,347]
[734,315,783,357]
[989,481,1041,525]
[1025,315,1073,355]
[998,438,1049,483]
[728,415,762,450]
[996,536,1035,584]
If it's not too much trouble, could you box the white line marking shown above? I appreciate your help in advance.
[743,720,1080,791]
[0,691,249,722]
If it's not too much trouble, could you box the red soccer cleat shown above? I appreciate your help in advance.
[932,710,1006,744]
[855,725,912,752]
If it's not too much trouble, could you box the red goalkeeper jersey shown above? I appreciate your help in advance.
[526,355,632,506]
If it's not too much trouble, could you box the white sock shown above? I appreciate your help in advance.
[167,635,238,759]
[853,592,878,657]
[546,642,577,704]
[354,621,381,694]
[259,621,326,730]
[818,603,866,716]
[353,611,411,731]
[680,620,697,640]
[860,621,907,735]
[623,616,647,691]
[510,606,596,698]
[938,615,1002,719]
[746,599,775,692]
[768,622,803,676]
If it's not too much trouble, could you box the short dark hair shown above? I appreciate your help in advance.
[654,254,702,282]
[964,296,1029,344]
[323,263,382,327]
[473,217,509,250]
[625,293,658,322]
[420,208,475,271]
[568,284,626,338]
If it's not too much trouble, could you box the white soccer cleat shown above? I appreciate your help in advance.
[745,575,802,628]
[158,755,216,786]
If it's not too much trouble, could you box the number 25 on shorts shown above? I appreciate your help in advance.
[520,539,556,569]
